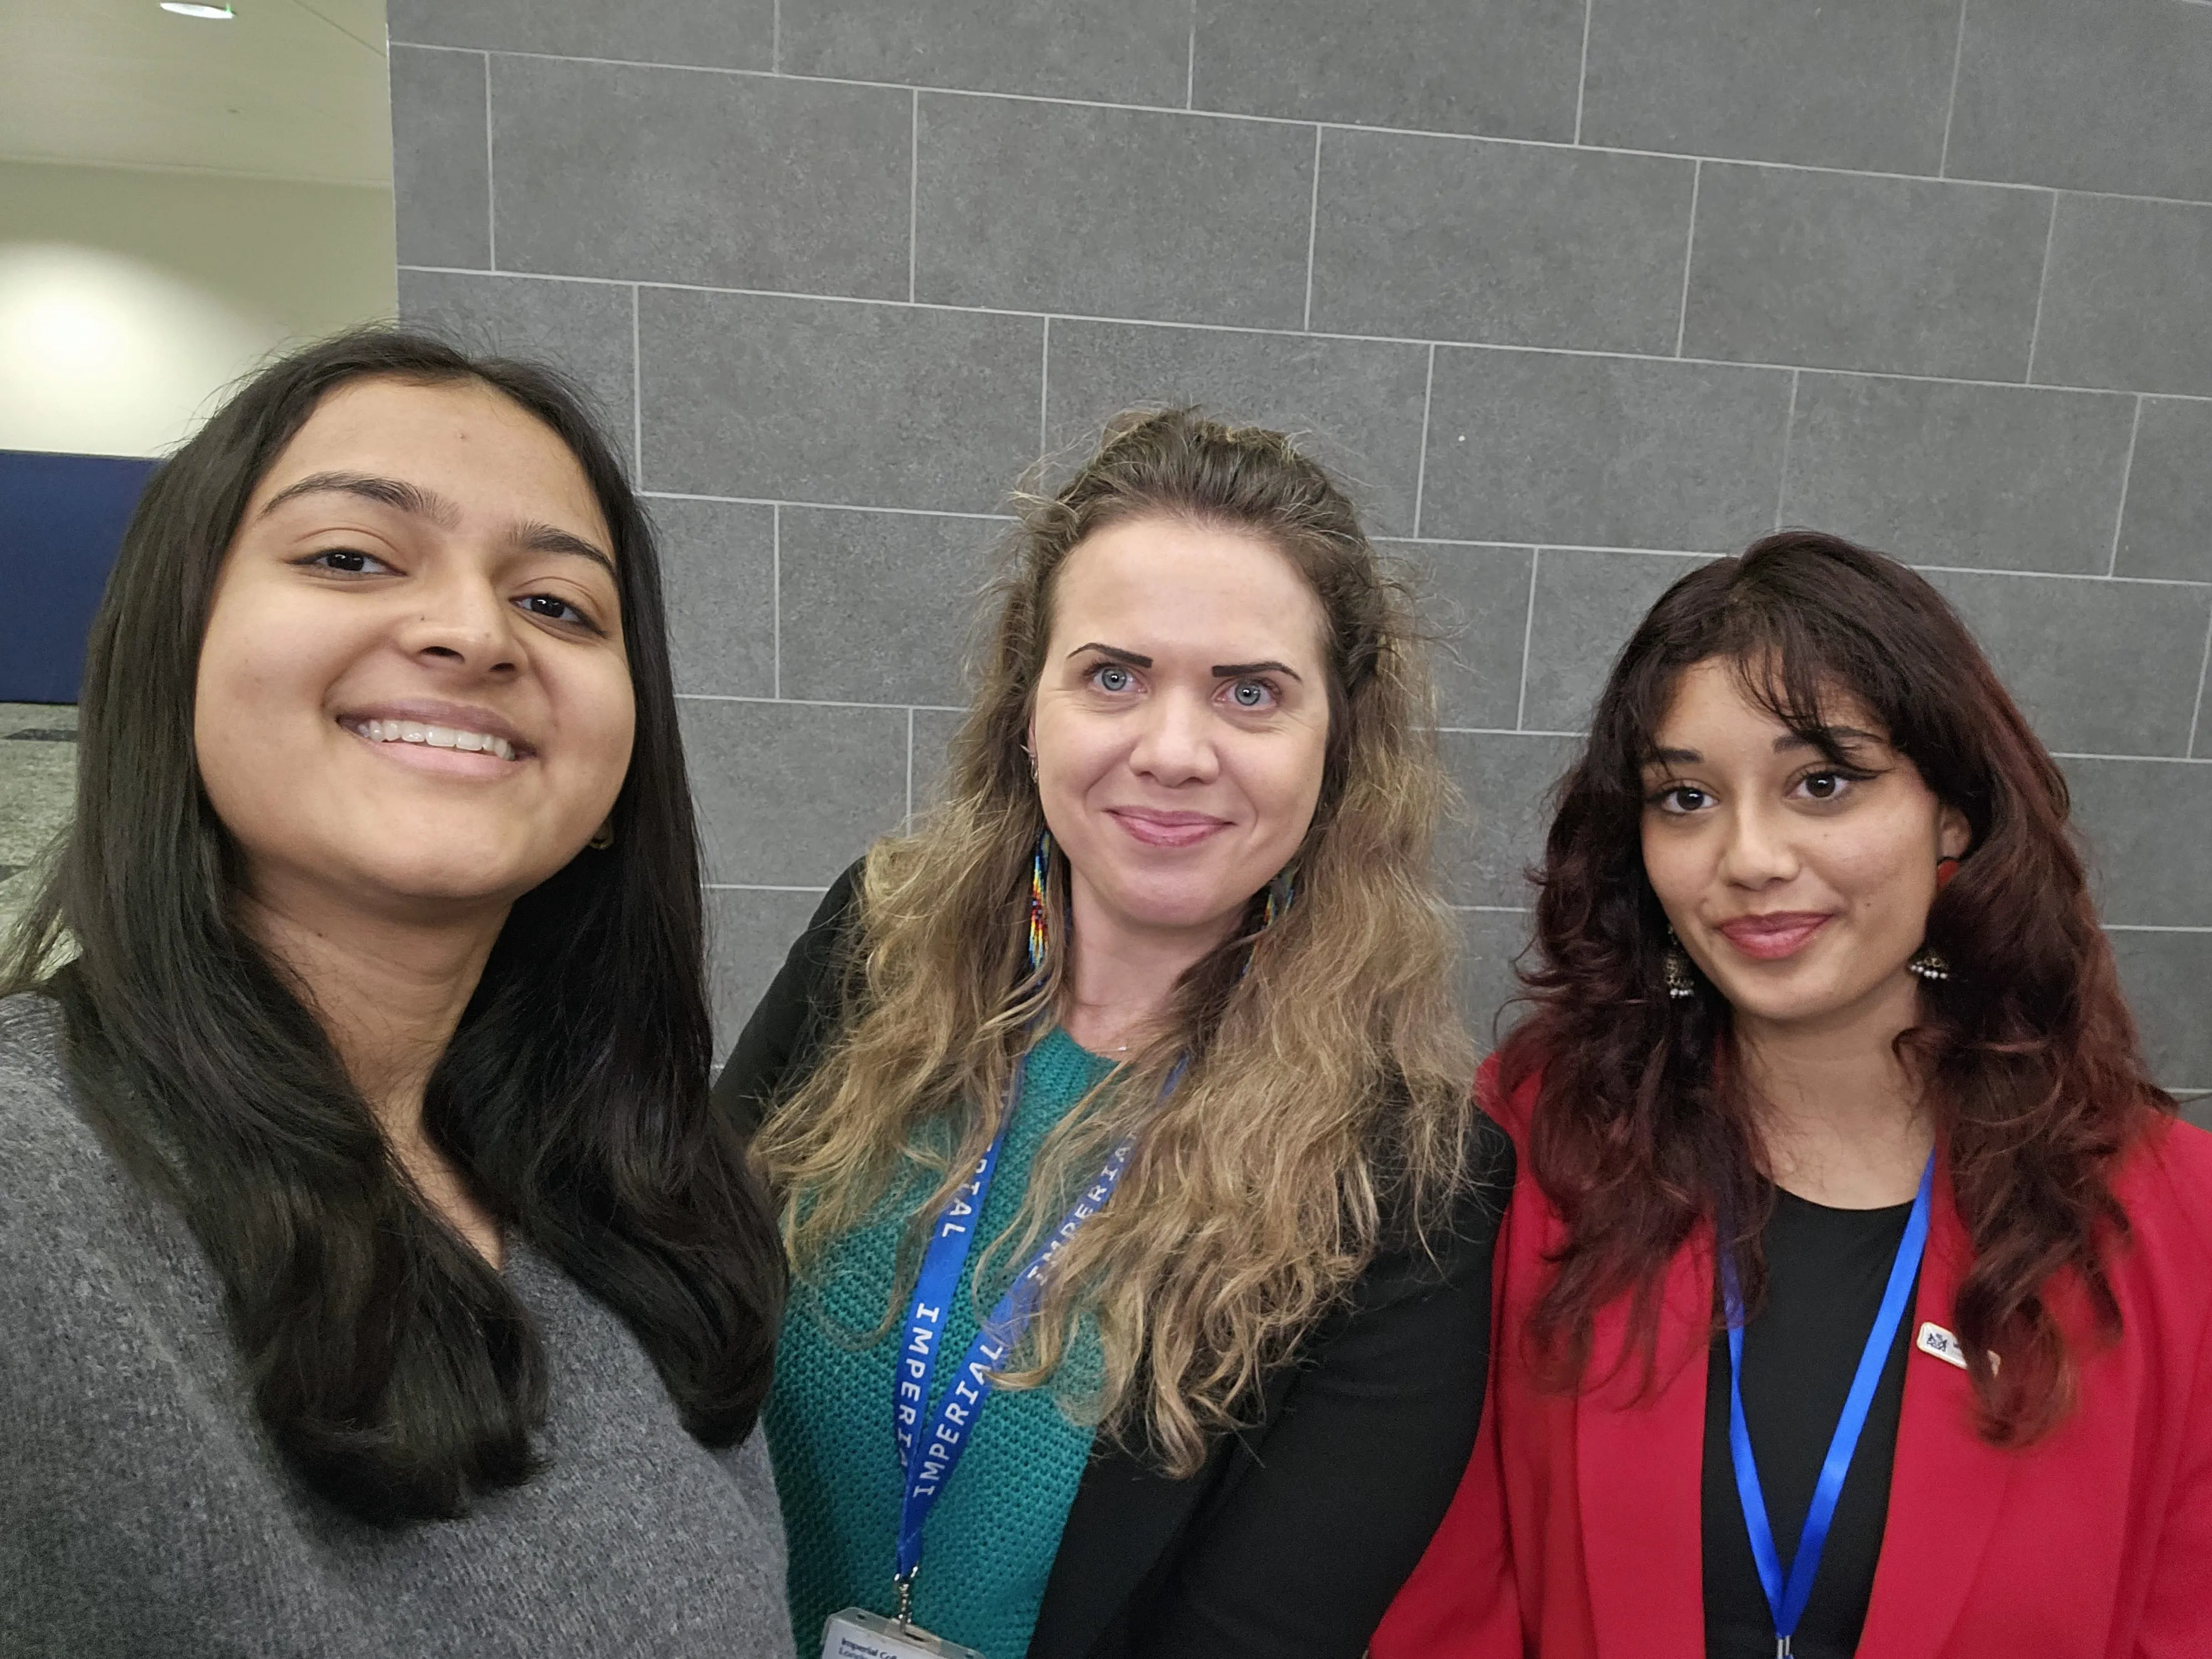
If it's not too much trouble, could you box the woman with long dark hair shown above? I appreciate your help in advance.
[723,410,1509,1659]
[0,330,790,1656]
[1376,532,2210,1658]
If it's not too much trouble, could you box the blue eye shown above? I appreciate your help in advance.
[1094,665,1133,693]
[1231,680,1270,708]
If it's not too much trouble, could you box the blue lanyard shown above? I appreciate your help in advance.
[891,1047,1181,1589]
[1719,1154,1934,1657]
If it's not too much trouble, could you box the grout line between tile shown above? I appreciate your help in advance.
[2051,747,2212,765]
[907,89,920,304]
[1441,724,1585,739]
[643,489,2212,587]
[388,42,2212,212]
[1411,343,1437,536]
[2108,396,2143,577]
[1389,534,1553,554]
[1938,0,1969,177]
[630,285,642,479]
[1302,126,1323,331]
[1673,159,1700,357]
[905,708,916,827]
[2103,924,2212,933]
[1572,0,1594,145]
[1039,316,1051,455]
[1775,368,1799,530]
[1435,732,2212,754]
[678,691,966,713]
[2023,190,2059,385]
[702,883,833,893]
[645,491,1014,521]
[1185,0,1197,109]
[673,688,1588,734]
[770,0,780,74]
[1514,550,1541,731]
[770,505,781,698]
[482,51,496,268]
[1912,561,2207,588]
[2187,604,2212,758]
[643,495,2212,582]
[389,265,2212,406]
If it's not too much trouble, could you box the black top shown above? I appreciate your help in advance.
[1702,1187,1917,1659]
[714,864,1515,1659]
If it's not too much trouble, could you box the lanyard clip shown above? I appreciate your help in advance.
[895,1569,918,1634]
[1776,1640,1792,1658]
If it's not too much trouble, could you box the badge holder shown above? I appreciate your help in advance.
[821,1577,985,1659]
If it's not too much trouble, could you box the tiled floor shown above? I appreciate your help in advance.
[0,702,77,943]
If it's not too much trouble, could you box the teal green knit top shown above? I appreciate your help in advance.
[765,1028,1118,1659]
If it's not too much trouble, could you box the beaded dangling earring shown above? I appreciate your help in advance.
[1238,868,1296,983]
[1026,830,1053,978]
[1913,855,1960,981]
[1665,932,1698,1001]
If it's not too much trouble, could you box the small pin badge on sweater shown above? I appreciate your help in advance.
[1916,1321,1991,1371]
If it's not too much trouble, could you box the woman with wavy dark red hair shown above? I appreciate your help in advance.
[1374,531,2211,1659]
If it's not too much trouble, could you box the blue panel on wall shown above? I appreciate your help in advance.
[0,450,159,705]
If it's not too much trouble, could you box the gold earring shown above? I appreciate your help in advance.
[588,822,615,851]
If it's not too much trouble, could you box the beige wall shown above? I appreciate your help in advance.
[0,160,395,457]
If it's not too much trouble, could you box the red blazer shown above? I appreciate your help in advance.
[1374,1060,2212,1658]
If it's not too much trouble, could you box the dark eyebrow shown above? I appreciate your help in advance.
[513,521,617,580]
[1775,726,1881,753]
[1067,643,1153,667]
[1646,726,1885,769]
[259,471,460,525]
[260,473,615,577]
[1213,660,1303,683]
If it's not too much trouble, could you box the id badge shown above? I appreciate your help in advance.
[821,1607,987,1659]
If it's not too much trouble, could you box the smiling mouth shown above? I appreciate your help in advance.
[343,717,520,763]
[1108,808,1232,849]
[1714,912,1834,961]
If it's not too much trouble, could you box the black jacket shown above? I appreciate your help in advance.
[713,865,1515,1659]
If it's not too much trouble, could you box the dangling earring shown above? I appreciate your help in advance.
[1916,854,1958,979]
[1261,867,1295,931]
[587,821,614,851]
[1908,946,1950,982]
[1026,830,1053,977]
[1664,932,1698,1001]
[1023,743,1039,783]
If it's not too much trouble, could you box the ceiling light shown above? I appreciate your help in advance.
[160,3,236,17]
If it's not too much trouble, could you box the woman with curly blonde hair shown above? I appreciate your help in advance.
[717,409,1511,1659]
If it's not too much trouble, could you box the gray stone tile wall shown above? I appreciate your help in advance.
[387,0,2212,1102]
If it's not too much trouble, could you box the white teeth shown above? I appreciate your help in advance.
[353,719,516,761]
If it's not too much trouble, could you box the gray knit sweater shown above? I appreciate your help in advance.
[0,995,795,1659]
